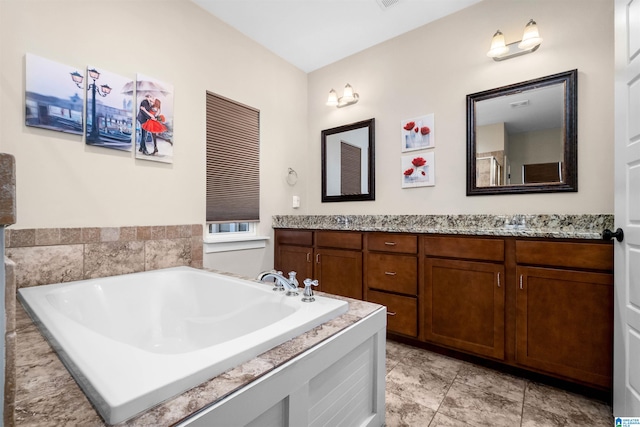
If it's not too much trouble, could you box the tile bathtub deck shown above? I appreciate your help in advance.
[385,340,613,427]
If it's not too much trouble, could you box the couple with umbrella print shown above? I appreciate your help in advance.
[137,92,166,155]
[126,77,173,160]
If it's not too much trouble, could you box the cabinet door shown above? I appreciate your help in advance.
[316,248,363,299]
[275,245,313,281]
[424,258,505,359]
[516,266,613,389]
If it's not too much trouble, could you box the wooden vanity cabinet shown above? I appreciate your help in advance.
[274,228,614,391]
[514,240,614,389]
[274,229,314,280]
[315,231,363,299]
[274,229,363,300]
[365,233,419,337]
[423,236,505,360]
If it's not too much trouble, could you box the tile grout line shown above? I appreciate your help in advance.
[520,379,529,427]
[429,370,461,426]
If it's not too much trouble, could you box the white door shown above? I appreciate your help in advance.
[614,0,640,416]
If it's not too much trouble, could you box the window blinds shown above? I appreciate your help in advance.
[205,92,260,222]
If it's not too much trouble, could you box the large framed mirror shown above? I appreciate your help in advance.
[321,118,375,202]
[467,70,577,195]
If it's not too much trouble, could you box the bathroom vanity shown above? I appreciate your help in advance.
[273,214,614,392]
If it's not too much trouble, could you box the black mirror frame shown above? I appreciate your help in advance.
[466,69,578,195]
[321,118,375,203]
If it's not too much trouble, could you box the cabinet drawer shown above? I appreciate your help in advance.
[316,231,362,250]
[516,240,613,271]
[424,236,504,262]
[367,233,417,253]
[366,253,417,295]
[276,229,313,246]
[367,290,417,337]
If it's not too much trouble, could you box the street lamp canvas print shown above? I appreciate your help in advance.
[83,66,133,152]
[25,53,85,135]
[133,73,174,164]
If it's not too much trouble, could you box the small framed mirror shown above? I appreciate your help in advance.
[321,118,375,202]
[467,70,577,195]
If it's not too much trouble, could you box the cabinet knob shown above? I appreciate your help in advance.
[384,271,397,276]
[384,242,397,246]
[603,228,624,242]
[387,311,397,316]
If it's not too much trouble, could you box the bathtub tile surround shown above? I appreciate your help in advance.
[272,214,614,239]
[12,284,380,426]
[5,224,203,288]
[4,258,16,427]
[3,224,202,425]
[385,341,613,426]
[0,154,16,225]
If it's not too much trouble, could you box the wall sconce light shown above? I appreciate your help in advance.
[487,19,543,61]
[326,84,359,108]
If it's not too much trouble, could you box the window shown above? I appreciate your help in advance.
[206,91,259,224]
[205,92,266,252]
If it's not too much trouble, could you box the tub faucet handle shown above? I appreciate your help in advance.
[302,278,319,302]
[288,271,299,289]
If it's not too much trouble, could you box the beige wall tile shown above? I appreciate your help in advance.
[0,153,16,226]
[150,226,166,240]
[120,227,136,241]
[4,258,16,333]
[60,228,82,245]
[145,238,191,270]
[100,227,120,242]
[6,229,34,248]
[80,228,100,243]
[35,229,60,246]
[6,245,83,288]
[84,241,145,279]
[137,226,151,241]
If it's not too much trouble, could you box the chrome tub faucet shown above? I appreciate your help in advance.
[257,270,299,296]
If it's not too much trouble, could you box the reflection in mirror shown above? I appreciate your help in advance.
[322,119,375,202]
[467,70,577,195]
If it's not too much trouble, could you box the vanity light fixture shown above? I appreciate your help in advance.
[487,19,543,61]
[326,84,359,108]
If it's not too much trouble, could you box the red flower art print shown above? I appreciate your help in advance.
[412,157,427,167]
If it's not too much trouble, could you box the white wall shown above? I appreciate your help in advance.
[305,0,614,215]
[477,123,506,153]
[0,0,309,275]
[509,128,563,184]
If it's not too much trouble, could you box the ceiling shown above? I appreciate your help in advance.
[191,0,482,73]
[475,84,565,134]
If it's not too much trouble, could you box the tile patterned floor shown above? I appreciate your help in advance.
[385,340,613,427]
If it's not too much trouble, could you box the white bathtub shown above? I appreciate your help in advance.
[18,266,349,425]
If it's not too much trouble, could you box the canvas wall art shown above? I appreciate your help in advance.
[401,114,434,152]
[134,73,174,163]
[84,66,133,151]
[25,53,85,135]
[402,151,435,188]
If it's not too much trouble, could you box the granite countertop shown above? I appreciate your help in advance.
[272,214,615,240]
[13,272,383,426]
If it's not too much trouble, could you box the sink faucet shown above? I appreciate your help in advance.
[257,270,299,296]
